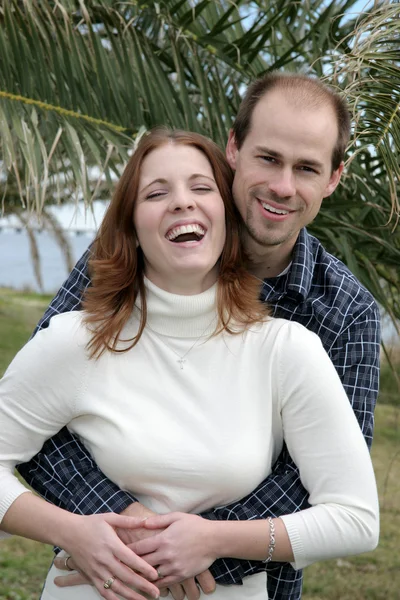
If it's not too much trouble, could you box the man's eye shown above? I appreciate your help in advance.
[258,155,275,163]
[298,166,317,174]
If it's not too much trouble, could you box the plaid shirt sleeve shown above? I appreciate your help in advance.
[33,249,91,332]
[204,302,381,591]
[16,248,138,514]
[328,302,381,449]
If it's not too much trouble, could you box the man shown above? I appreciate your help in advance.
[18,72,380,599]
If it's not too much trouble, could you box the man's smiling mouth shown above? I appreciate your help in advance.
[260,201,290,216]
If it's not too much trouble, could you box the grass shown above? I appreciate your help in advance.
[0,289,54,599]
[303,402,400,599]
[0,288,399,599]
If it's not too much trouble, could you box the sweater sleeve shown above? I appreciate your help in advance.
[0,312,88,530]
[276,322,379,569]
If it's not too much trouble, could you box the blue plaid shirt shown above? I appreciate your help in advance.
[17,228,381,599]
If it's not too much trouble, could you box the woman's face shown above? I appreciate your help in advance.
[134,143,226,295]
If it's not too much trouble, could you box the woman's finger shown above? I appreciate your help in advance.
[115,544,159,582]
[87,573,121,600]
[54,572,90,587]
[129,535,161,557]
[136,551,164,569]
[105,514,147,530]
[101,576,160,600]
[104,559,160,599]
[144,513,180,530]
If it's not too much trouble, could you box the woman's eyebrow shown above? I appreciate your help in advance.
[139,178,168,193]
[188,173,216,182]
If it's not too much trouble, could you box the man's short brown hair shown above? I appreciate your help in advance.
[232,72,351,171]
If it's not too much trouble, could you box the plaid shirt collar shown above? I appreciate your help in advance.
[260,228,314,303]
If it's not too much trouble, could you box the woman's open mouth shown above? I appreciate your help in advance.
[165,223,206,244]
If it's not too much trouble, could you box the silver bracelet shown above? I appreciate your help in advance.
[264,517,276,563]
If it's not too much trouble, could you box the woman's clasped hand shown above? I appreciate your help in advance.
[52,511,217,599]
[51,513,161,600]
[130,514,218,586]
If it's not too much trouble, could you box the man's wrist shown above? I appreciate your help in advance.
[120,502,156,519]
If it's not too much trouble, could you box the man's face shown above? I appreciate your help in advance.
[226,89,343,255]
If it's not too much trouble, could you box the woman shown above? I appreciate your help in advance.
[0,128,378,600]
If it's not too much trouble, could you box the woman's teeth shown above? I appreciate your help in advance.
[166,223,205,242]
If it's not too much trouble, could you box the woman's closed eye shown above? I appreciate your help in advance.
[146,190,168,200]
[192,185,212,193]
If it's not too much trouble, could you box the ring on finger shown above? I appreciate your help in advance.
[104,576,116,589]
[64,556,74,572]
[157,567,163,579]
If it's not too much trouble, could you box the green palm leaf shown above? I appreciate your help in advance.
[0,0,398,321]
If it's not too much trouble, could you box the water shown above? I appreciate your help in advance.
[0,201,106,294]
[0,227,397,345]
[0,229,94,294]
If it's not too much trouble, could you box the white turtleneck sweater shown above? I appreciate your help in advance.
[0,279,378,600]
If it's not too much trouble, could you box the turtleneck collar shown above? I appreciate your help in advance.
[136,277,218,338]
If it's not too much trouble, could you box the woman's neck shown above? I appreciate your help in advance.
[143,268,218,296]
[139,277,218,338]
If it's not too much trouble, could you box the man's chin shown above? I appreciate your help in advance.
[245,226,292,249]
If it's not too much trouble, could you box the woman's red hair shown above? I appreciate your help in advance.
[83,128,268,358]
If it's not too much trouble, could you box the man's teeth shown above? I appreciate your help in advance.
[166,223,205,241]
[261,202,289,215]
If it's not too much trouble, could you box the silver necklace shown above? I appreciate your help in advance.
[146,317,216,370]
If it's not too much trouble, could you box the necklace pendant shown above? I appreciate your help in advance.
[177,358,186,370]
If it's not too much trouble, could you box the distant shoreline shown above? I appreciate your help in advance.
[1,228,398,347]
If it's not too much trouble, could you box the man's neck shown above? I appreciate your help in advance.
[245,237,295,280]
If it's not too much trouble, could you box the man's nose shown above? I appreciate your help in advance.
[268,169,296,198]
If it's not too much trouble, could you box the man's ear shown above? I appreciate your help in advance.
[323,161,344,198]
[323,162,344,198]
[226,130,239,170]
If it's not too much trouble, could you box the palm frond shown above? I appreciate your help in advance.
[14,211,43,292]
[0,0,399,319]
[332,4,400,226]
[0,0,365,207]
[41,208,75,274]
